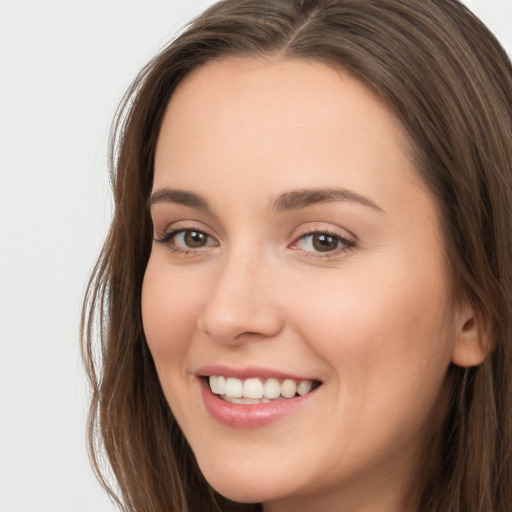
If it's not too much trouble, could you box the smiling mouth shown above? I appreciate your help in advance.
[207,376,322,404]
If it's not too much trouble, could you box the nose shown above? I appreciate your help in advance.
[197,253,285,346]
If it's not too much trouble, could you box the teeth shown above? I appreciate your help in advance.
[225,377,243,398]
[263,378,281,399]
[209,375,218,394]
[281,379,297,398]
[217,376,226,394]
[224,396,272,404]
[243,378,264,399]
[210,375,227,394]
[208,376,317,401]
[297,380,312,396]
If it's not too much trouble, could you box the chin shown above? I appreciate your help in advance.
[197,454,301,505]
[205,474,276,504]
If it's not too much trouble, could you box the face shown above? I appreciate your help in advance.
[142,58,469,511]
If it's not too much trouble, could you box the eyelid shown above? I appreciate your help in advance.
[154,219,214,239]
[290,222,355,242]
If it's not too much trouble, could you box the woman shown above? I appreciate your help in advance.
[82,0,512,511]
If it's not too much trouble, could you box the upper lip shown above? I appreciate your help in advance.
[195,364,321,382]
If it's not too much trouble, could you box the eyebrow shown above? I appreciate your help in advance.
[272,188,384,214]
[148,186,384,214]
[148,188,210,211]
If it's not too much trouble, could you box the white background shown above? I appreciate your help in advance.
[0,1,510,511]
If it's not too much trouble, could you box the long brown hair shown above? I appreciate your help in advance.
[81,1,512,510]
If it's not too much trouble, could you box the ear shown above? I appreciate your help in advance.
[451,301,491,368]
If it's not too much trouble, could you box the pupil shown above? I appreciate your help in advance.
[184,230,206,248]
[313,234,338,252]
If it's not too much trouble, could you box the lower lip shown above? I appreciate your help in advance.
[199,379,319,428]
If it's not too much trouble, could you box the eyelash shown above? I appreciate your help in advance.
[155,227,355,258]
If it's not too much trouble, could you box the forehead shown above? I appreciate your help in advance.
[159,57,407,147]
[153,57,422,213]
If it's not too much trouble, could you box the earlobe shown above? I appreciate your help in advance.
[451,304,491,368]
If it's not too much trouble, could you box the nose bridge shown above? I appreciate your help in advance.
[198,244,284,344]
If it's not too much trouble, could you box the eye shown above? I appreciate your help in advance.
[174,229,215,248]
[156,228,218,252]
[291,231,354,256]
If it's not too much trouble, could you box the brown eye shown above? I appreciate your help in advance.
[312,233,339,252]
[183,230,208,248]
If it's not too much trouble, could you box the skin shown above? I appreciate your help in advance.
[142,58,485,512]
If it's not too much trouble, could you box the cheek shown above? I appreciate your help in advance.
[288,260,455,393]
[141,259,202,361]
[285,265,456,466]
